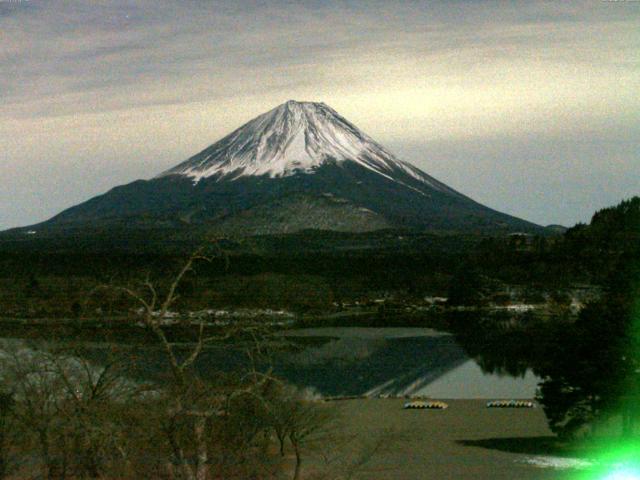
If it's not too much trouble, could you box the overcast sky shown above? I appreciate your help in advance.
[1,0,638,230]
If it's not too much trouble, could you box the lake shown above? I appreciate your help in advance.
[0,326,541,400]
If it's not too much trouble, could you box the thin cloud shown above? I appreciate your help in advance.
[0,0,638,229]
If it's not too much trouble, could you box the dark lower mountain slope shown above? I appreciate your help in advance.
[32,161,540,235]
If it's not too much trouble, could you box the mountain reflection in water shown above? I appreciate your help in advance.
[275,335,468,397]
[0,327,541,399]
[272,328,539,398]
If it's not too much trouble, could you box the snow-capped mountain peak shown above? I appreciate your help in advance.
[30,101,542,235]
[159,100,438,188]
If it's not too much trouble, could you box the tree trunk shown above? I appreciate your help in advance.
[166,462,176,480]
[181,464,196,480]
[195,416,208,480]
[37,429,55,480]
[277,431,286,456]
[292,442,302,480]
[0,407,8,480]
[165,416,195,480]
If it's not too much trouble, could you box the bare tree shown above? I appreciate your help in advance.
[112,248,218,480]
[107,246,281,480]
[0,339,144,479]
[259,383,338,480]
[50,348,144,479]
[1,344,70,479]
[1,246,347,480]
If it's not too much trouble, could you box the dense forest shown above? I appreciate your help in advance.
[0,198,637,319]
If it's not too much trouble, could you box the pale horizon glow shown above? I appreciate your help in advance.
[1,0,638,229]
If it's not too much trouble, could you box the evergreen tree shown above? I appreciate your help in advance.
[536,202,640,438]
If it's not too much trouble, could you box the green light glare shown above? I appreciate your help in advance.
[603,469,640,480]
[567,209,640,480]
[569,439,640,479]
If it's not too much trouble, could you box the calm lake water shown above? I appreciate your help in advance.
[273,327,540,398]
[0,326,541,399]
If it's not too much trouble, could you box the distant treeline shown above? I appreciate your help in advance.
[467,196,640,286]
[0,234,472,317]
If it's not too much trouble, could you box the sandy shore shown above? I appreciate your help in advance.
[311,398,584,479]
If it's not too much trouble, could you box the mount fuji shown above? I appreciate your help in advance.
[20,101,541,236]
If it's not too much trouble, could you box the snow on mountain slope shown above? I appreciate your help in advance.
[159,100,454,195]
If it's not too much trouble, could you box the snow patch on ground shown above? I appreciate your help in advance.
[518,455,593,470]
